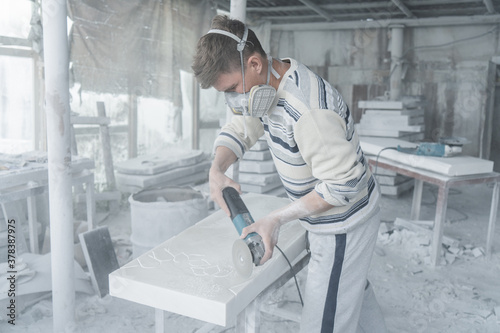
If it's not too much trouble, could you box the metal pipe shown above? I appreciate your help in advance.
[41,0,75,331]
[391,0,415,18]
[272,14,500,31]
[298,0,333,21]
[230,0,247,22]
[389,24,404,101]
[483,0,496,14]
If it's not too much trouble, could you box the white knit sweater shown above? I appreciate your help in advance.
[214,58,380,234]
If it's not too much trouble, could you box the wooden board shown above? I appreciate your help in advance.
[79,226,119,297]
[109,193,307,327]
[360,137,494,176]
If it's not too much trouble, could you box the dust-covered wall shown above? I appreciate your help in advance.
[271,24,500,157]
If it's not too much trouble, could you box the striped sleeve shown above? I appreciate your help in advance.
[213,115,265,159]
[294,108,366,207]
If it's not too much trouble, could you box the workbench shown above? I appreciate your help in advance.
[109,193,309,332]
[368,156,499,266]
[0,152,96,253]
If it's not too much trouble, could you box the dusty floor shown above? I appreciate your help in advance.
[1,182,500,333]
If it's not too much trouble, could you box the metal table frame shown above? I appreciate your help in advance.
[369,157,500,266]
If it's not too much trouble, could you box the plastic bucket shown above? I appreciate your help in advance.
[129,186,208,258]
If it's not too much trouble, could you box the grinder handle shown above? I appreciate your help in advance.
[222,187,249,220]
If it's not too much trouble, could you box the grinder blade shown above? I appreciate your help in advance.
[232,239,253,278]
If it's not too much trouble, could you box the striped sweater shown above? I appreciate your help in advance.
[214,58,380,234]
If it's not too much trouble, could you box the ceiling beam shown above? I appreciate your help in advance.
[272,14,500,30]
[483,0,497,13]
[297,0,333,21]
[245,0,480,14]
[391,0,415,18]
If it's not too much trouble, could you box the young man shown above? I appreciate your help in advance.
[192,15,387,333]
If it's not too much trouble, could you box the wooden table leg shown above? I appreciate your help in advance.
[431,184,449,266]
[26,194,39,254]
[410,179,424,221]
[486,181,499,259]
[85,174,96,231]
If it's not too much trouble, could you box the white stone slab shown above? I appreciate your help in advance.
[239,159,276,173]
[360,137,494,176]
[358,124,424,133]
[241,181,283,194]
[243,150,272,161]
[115,160,211,189]
[358,99,421,109]
[375,174,410,186]
[360,114,424,126]
[115,149,206,175]
[109,193,306,327]
[364,109,425,117]
[379,178,414,196]
[116,171,209,194]
[239,172,281,186]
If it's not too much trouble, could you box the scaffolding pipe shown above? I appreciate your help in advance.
[230,0,247,22]
[42,1,75,332]
[389,24,404,101]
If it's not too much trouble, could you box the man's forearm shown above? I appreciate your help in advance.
[211,146,238,174]
[269,190,333,226]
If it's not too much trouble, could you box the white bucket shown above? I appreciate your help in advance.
[129,186,208,258]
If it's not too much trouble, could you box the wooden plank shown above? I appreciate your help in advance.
[79,226,120,297]
[96,102,116,192]
[109,193,307,327]
[70,116,111,125]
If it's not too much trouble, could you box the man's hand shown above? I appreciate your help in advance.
[209,167,241,216]
[238,190,334,265]
[240,215,281,265]
[209,146,240,216]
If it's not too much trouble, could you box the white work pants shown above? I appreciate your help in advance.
[300,213,387,333]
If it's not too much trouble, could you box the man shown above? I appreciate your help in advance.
[192,15,387,333]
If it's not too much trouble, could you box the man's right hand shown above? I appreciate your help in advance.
[209,167,241,216]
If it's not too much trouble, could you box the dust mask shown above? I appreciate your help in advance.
[206,28,280,118]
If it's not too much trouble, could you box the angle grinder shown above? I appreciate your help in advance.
[222,187,265,278]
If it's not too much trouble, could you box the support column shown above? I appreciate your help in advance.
[389,24,404,101]
[224,0,248,182]
[230,0,247,22]
[42,1,75,331]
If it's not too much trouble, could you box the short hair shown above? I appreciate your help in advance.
[192,15,267,89]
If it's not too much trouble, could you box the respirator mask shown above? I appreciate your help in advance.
[206,27,280,118]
